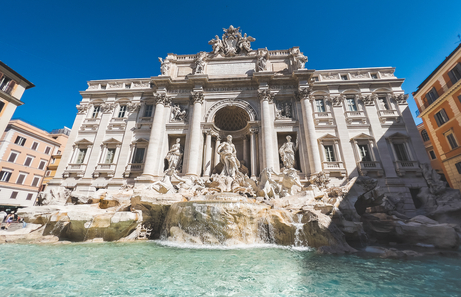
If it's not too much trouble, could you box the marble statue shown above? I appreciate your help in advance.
[257,167,281,200]
[279,135,298,169]
[194,52,206,74]
[165,138,183,171]
[217,135,240,178]
[158,57,170,76]
[171,104,187,122]
[147,168,176,194]
[273,168,302,197]
[238,33,255,54]
[172,171,205,195]
[290,48,307,70]
[208,35,223,56]
[256,49,269,72]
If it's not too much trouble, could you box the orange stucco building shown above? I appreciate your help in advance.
[414,43,461,190]
[0,120,68,207]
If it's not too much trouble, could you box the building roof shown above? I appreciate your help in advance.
[415,43,461,93]
[0,61,35,89]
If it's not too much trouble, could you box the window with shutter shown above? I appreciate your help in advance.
[426,87,439,104]
[132,148,145,163]
[24,156,33,167]
[31,176,40,187]
[76,149,87,164]
[448,63,461,85]
[0,170,12,182]
[434,109,449,127]
[456,162,461,174]
[358,144,372,161]
[7,152,18,163]
[10,191,18,199]
[421,130,430,142]
[118,105,127,118]
[393,143,409,161]
[38,160,47,170]
[144,105,153,117]
[14,136,26,146]
[324,145,336,162]
[16,174,26,185]
[105,148,116,164]
[26,193,33,200]
[447,134,458,149]
[45,147,51,154]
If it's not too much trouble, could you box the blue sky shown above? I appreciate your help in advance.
[2,0,461,131]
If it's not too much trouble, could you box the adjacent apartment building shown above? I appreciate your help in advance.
[413,43,461,190]
[41,127,71,192]
[0,120,67,207]
[417,122,444,178]
[0,61,35,136]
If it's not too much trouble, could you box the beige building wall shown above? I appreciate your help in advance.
[0,120,62,207]
[0,61,35,137]
[41,127,71,191]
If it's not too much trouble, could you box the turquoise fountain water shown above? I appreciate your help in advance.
[1,241,460,296]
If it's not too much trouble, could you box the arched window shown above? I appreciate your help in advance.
[421,130,430,142]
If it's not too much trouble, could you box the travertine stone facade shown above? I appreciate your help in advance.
[48,26,429,215]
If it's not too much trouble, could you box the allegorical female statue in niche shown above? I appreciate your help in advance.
[165,138,183,171]
[279,135,298,169]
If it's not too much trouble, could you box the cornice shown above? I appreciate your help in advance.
[0,90,25,106]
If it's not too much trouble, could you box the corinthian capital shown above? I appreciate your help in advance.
[394,94,409,105]
[101,103,116,113]
[127,102,141,113]
[154,93,171,106]
[191,91,204,104]
[76,104,90,114]
[295,86,313,101]
[258,89,274,103]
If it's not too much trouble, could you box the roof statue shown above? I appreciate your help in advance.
[208,25,255,57]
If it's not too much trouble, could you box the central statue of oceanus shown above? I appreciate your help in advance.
[217,135,240,178]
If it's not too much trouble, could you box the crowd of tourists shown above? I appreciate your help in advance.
[0,210,26,230]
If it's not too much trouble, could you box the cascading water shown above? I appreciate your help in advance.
[292,213,306,248]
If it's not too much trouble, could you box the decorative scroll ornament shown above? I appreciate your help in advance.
[158,57,170,76]
[326,96,343,107]
[394,94,409,105]
[258,89,274,103]
[290,48,308,70]
[295,86,313,101]
[101,103,116,113]
[193,52,207,74]
[170,104,188,122]
[76,104,90,114]
[154,93,171,106]
[191,91,204,104]
[360,95,375,106]
[127,102,141,113]
[208,25,255,57]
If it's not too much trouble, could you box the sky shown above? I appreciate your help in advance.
[2,0,461,132]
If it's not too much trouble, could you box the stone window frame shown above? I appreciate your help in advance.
[387,133,415,162]
[90,105,101,119]
[443,128,459,150]
[115,98,131,119]
[318,134,343,165]
[99,138,122,165]
[69,139,93,165]
[351,133,378,162]
[129,138,149,164]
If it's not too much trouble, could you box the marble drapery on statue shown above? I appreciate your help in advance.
[279,135,298,169]
[217,135,240,178]
[165,138,183,171]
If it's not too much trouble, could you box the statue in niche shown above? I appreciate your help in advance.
[256,48,269,72]
[171,104,187,122]
[279,135,298,169]
[158,57,170,76]
[193,52,207,74]
[165,138,183,171]
[217,135,240,178]
[275,101,292,119]
[208,35,223,56]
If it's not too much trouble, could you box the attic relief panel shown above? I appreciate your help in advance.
[275,100,293,120]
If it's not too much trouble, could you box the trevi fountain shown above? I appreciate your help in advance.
[2,26,461,296]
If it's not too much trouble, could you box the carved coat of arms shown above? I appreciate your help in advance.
[208,25,255,57]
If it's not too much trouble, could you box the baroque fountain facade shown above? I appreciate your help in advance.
[9,26,461,252]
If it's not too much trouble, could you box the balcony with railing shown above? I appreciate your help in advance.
[63,164,87,178]
[344,110,368,126]
[313,111,335,126]
[358,161,383,177]
[124,163,144,177]
[322,161,346,176]
[377,109,400,125]
[93,163,116,178]
[394,160,421,177]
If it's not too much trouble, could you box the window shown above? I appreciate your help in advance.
[0,75,16,94]
[92,106,101,118]
[44,147,51,155]
[125,84,131,89]
[24,156,34,167]
[346,98,357,111]
[313,76,319,82]
[324,145,336,162]
[26,193,33,200]
[426,87,439,104]
[101,85,106,90]
[341,75,348,81]
[0,170,12,182]
[76,148,87,164]
[447,134,458,149]
[132,147,145,163]
[31,176,41,187]
[0,101,5,113]
[429,150,436,160]
[57,150,61,155]
[448,63,461,85]
[14,136,26,146]
[358,144,372,161]
[421,130,430,142]
[7,151,18,163]
[144,104,153,117]
[31,142,38,150]
[118,105,127,118]
[38,160,47,170]
[45,170,51,177]
[105,148,116,164]
[371,73,378,79]
[315,99,325,112]
[393,143,409,161]
[434,109,449,127]
[10,191,18,199]
[16,173,27,185]
[456,162,461,174]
